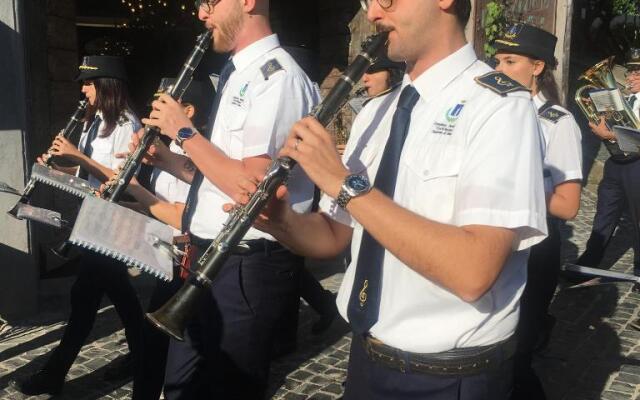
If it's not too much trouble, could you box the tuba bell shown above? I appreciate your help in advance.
[574,56,640,129]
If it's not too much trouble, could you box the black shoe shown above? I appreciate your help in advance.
[10,370,64,395]
[103,355,134,382]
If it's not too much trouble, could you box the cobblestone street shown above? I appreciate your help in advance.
[1,182,639,399]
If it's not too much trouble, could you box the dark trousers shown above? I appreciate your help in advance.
[343,335,514,400]
[512,219,561,400]
[132,267,183,400]
[577,158,640,273]
[41,251,144,381]
[163,245,301,400]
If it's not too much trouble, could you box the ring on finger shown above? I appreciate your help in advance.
[294,138,301,151]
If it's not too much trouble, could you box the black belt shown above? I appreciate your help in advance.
[189,234,283,256]
[362,334,516,376]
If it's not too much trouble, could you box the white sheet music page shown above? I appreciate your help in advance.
[70,196,174,281]
[612,125,640,154]
[589,88,626,112]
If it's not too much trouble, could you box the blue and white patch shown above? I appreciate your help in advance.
[432,101,466,135]
[231,82,250,107]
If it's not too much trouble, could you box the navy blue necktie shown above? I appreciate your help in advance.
[78,115,102,180]
[347,85,420,335]
[182,60,236,233]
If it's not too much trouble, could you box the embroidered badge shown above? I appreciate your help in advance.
[260,59,283,80]
[359,279,369,307]
[239,82,249,97]
[432,101,466,135]
[445,102,466,123]
[539,107,568,123]
[474,72,529,96]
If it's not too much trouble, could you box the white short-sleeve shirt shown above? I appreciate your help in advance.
[189,34,320,240]
[152,141,190,204]
[534,93,583,194]
[78,109,140,188]
[319,44,548,353]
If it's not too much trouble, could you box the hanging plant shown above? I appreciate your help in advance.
[483,0,510,59]
[613,0,640,16]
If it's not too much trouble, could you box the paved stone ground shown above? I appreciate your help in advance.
[1,182,640,399]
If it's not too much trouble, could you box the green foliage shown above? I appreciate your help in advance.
[483,1,510,58]
[613,0,640,16]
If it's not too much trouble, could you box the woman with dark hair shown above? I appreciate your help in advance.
[10,56,144,396]
[494,24,583,400]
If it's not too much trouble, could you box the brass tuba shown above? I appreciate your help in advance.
[574,56,640,129]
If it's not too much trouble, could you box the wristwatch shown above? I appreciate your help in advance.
[336,174,371,209]
[175,127,197,148]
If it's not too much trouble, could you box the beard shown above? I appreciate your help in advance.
[213,1,244,53]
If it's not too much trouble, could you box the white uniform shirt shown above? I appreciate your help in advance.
[190,34,320,240]
[534,93,583,194]
[319,44,548,353]
[78,110,140,188]
[152,141,190,204]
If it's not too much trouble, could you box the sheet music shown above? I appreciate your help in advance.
[612,125,640,154]
[31,163,96,198]
[70,196,174,281]
[589,89,626,113]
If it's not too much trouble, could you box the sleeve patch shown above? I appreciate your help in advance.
[539,107,568,123]
[474,71,530,96]
[260,59,283,80]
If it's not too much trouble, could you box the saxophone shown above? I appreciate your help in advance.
[146,31,390,341]
[100,30,212,202]
[7,99,88,218]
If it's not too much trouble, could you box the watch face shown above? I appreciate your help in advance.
[346,174,370,193]
[178,127,194,139]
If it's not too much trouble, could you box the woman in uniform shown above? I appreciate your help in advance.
[494,23,583,400]
[10,55,144,396]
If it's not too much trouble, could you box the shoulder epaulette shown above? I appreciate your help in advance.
[260,59,283,80]
[474,71,529,96]
[539,107,568,123]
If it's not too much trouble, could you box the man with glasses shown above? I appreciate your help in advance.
[240,0,547,398]
[141,0,319,398]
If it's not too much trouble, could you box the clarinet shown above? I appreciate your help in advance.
[100,30,212,202]
[146,32,390,341]
[8,99,88,217]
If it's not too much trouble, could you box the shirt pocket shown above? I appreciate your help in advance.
[401,142,463,223]
[224,108,248,159]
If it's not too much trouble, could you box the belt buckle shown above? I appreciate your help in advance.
[234,242,252,254]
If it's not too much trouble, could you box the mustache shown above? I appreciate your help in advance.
[375,22,393,33]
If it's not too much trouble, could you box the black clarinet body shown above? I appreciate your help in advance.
[101,30,212,203]
[146,32,390,341]
[8,99,88,217]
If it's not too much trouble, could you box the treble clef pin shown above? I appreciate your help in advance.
[359,279,369,307]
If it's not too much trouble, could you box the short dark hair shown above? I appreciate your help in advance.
[453,0,472,27]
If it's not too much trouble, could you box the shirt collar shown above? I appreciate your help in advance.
[533,92,547,109]
[405,44,477,102]
[231,34,280,73]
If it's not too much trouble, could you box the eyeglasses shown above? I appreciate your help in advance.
[194,0,221,13]
[360,0,393,12]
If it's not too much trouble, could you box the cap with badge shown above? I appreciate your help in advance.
[75,55,128,81]
[366,53,405,74]
[494,23,558,67]
[626,47,640,71]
